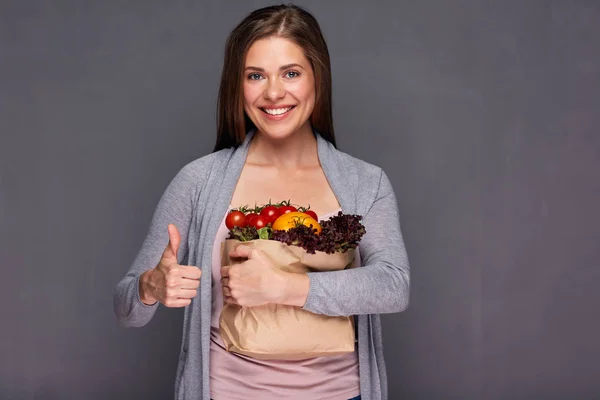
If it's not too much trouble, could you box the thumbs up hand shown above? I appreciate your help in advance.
[139,224,202,307]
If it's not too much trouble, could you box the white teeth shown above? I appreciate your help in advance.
[263,107,293,115]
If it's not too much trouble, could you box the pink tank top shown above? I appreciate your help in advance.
[209,208,360,400]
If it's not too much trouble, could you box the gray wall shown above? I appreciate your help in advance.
[1,1,599,399]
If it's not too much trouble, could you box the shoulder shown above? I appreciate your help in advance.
[177,147,235,179]
[331,147,386,192]
[327,145,394,215]
[336,149,383,179]
[168,148,232,195]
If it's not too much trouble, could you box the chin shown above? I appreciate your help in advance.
[254,120,313,142]
[249,118,300,139]
[257,127,297,140]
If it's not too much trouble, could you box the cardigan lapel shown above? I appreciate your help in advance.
[316,133,357,215]
[195,131,255,400]
[199,129,255,290]
[206,130,255,244]
[317,133,376,398]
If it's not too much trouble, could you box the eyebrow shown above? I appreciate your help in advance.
[244,63,305,72]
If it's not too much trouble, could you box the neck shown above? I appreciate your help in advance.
[247,124,319,169]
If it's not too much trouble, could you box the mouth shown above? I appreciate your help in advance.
[259,105,297,116]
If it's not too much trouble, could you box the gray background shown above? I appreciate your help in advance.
[1,1,599,399]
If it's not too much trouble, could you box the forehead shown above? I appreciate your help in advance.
[245,37,308,67]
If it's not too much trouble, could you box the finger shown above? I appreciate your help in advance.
[180,278,200,290]
[229,245,253,259]
[221,277,229,287]
[221,266,230,278]
[177,288,198,299]
[164,224,181,261]
[223,295,237,305]
[163,298,192,308]
[180,266,202,280]
[222,286,231,297]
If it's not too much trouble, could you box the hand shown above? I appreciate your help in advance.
[139,224,201,307]
[220,245,285,307]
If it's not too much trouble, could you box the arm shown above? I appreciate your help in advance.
[113,163,198,327]
[300,170,410,316]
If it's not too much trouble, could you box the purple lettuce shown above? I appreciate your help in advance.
[272,212,366,254]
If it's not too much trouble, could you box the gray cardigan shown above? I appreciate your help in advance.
[113,131,410,400]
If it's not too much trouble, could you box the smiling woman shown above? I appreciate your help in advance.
[114,4,410,400]
[242,37,315,139]
[214,5,335,152]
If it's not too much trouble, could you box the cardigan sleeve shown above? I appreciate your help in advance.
[113,163,198,328]
[301,169,410,316]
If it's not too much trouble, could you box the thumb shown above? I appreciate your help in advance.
[165,224,181,260]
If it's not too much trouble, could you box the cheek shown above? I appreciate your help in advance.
[243,83,261,108]
[288,81,315,107]
[298,84,316,113]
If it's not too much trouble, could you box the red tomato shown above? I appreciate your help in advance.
[245,212,259,227]
[249,215,269,229]
[278,205,297,214]
[225,211,246,230]
[304,210,318,221]
[260,206,281,223]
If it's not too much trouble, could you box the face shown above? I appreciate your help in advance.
[243,36,316,141]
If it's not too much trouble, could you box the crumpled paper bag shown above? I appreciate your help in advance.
[219,238,356,360]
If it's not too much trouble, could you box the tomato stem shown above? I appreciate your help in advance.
[232,200,316,215]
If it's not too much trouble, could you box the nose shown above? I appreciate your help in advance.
[263,77,285,101]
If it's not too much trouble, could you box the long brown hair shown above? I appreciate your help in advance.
[213,4,336,151]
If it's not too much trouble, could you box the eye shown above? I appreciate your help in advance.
[247,73,263,81]
[285,70,300,79]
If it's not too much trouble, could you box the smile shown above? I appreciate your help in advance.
[260,106,296,116]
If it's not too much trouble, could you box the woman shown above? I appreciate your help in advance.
[114,5,410,400]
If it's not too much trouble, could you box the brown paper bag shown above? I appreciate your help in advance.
[219,239,356,360]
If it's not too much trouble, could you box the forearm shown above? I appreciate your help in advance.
[301,169,410,316]
[114,272,159,327]
[301,263,409,316]
[114,163,199,327]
